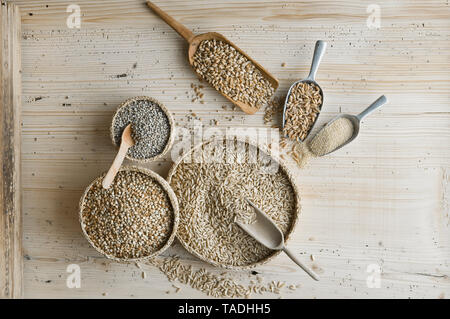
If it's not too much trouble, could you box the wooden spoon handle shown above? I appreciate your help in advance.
[146,1,195,43]
[102,142,130,189]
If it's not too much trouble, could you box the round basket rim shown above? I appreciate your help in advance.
[79,165,179,262]
[109,96,175,163]
[166,136,301,270]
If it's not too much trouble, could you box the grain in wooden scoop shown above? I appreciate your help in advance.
[193,39,275,111]
[146,1,278,114]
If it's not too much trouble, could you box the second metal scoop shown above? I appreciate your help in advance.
[318,95,388,156]
[235,199,320,281]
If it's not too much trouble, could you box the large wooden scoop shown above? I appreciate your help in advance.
[146,1,279,114]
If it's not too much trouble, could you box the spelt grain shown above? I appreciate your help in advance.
[169,138,297,267]
[283,82,322,141]
[193,39,275,110]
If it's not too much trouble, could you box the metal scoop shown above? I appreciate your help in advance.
[235,199,320,281]
[318,95,388,156]
[282,40,327,142]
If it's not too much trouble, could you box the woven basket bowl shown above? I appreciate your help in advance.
[166,137,301,270]
[109,96,175,163]
[79,166,179,262]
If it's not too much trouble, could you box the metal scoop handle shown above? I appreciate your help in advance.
[283,247,320,281]
[356,95,388,121]
[242,199,320,281]
[306,40,327,81]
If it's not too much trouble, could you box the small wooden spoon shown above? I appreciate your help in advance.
[146,1,279,115]
[102,124,135,189]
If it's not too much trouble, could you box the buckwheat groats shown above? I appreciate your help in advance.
[167,138,300,268]
[192,39,275,110]
[79,167,178,261]
[111,97,174,161]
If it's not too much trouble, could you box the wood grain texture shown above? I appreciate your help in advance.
[8,0,450,298]
[0,2,23,299]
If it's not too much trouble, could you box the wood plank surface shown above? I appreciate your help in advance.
[0,2,23,299]
[8,0,450,298]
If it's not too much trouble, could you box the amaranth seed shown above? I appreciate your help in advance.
[113,99,171,160]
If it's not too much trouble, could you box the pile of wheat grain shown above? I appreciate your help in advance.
[80,169,175,260]
[169,138,298,268]
[193,39,275,110]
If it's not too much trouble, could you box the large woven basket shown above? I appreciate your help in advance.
[79,166,179,262]
[109,96,175,163]
[166,137,301,269]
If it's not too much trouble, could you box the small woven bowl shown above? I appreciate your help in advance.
[167,137,301,270]
[110,96,175,163]
[79,166,179,262]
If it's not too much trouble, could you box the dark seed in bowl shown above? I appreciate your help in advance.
[113,99,171,160]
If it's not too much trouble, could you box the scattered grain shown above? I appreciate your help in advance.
[149,256,298,299]
[263,97,282,126]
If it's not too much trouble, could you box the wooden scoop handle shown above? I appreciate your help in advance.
[102,141,130,189]
[146,1,195,43]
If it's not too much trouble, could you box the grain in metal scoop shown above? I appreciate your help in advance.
[236,199,320,281]
[282,40,327,142]
[309,95,388,156]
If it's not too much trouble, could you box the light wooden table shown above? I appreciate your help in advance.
[3,0,450,298]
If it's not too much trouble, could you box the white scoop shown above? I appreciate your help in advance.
[318,95,388,156]
[235,199,320,281]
